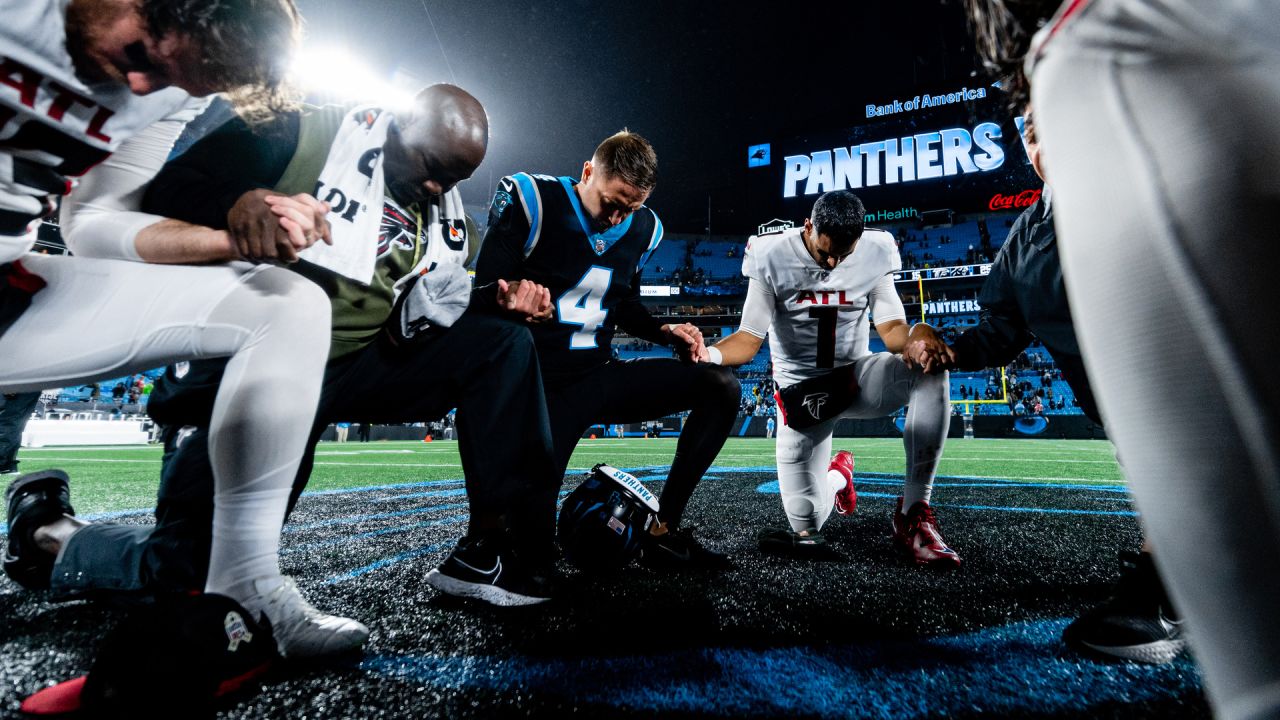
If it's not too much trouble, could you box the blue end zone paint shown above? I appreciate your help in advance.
[367,487,469,503]
[0,468,1124,539]
[853,471,1128,493]
[285,502,470,533]
[326,541,453,584]
[754,482,1138,517]
[854,476,1131,494]
[0,467,1125,539]
[284,514,469,556]
[939,503,1136,517]
[629,474,721,483]
[360,618,1200,717]
[305,477,469,496]
[318,491,571,582]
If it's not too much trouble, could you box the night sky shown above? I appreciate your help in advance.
[294,1,983,234]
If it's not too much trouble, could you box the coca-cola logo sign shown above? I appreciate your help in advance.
[988,188,1042,211]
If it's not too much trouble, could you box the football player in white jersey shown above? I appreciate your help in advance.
[707,190,960,567]
[1,0,369,659]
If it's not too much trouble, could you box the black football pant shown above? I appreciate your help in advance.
[544,359,740,527]
[48,312,557,598]
[0,390,40,472]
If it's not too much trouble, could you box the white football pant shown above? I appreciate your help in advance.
[775,353,949,533]
[0,254,330,606]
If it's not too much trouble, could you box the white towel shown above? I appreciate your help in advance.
[298,105,392,284]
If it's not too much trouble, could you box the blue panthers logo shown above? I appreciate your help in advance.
[492,177,516,216]
[493,189,513,215]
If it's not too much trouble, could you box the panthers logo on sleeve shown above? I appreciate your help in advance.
[492,177,515,216]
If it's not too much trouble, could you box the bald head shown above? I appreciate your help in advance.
[383,84,489,206]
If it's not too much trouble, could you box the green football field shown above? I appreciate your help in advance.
[13,437,1123,515]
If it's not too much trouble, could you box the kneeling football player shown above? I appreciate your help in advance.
[707,190,960,567]
[473,131,740,569]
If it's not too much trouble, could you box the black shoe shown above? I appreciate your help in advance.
[4,469,74,590]
[758,528,844,561]
[1063,551,1186,664]
[639,526,731,570]
[425,533,554,607]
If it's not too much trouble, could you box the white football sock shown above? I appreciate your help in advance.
[201,267,330,605]
[901,370,949,512]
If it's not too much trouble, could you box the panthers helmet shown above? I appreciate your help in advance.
[557,464,660,571]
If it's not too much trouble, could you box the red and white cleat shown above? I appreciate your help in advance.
[830,450,857,515]
[891,497,961,568]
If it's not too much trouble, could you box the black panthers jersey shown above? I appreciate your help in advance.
[475,173,664,377]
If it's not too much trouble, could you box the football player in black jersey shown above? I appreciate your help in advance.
[475,131,740,569]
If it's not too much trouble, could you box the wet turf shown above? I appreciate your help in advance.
[1,439,1207,718]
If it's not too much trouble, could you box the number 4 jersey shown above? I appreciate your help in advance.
[475,173,663,377]
[742,227,904,388]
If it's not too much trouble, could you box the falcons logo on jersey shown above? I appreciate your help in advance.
[803,393,829,419]
[377,201,418,257]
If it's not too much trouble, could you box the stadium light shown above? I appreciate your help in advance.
[290,45,416,112]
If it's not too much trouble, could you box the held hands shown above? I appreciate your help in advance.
[496,279,553,322]
[902,323,955,374]
[228,189,333,263]
[665,322,709,363]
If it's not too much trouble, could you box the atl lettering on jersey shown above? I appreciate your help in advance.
[1,56,116,174]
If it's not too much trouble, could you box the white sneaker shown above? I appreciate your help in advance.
[244,576,369,659]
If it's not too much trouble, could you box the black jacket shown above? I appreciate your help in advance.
[950,195,1101,424]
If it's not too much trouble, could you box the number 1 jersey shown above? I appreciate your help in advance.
[743,227,903,388]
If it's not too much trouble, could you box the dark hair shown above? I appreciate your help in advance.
[962,0,1058,113]
[592,130,658,192]
[1022,106,1037,144]
[811,190,865,247]
[141,0,302,117]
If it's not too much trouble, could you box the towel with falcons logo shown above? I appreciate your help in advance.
[293,105,465,285]
[297,105,392,284]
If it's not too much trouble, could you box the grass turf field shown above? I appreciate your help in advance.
[2,438,1208,718]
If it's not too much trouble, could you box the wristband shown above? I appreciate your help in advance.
[707,346,723,365]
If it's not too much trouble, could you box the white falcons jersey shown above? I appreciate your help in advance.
[743,227,902,387]
[1,0,196,259]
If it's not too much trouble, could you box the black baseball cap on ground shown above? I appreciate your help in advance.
[21,593,276,718]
